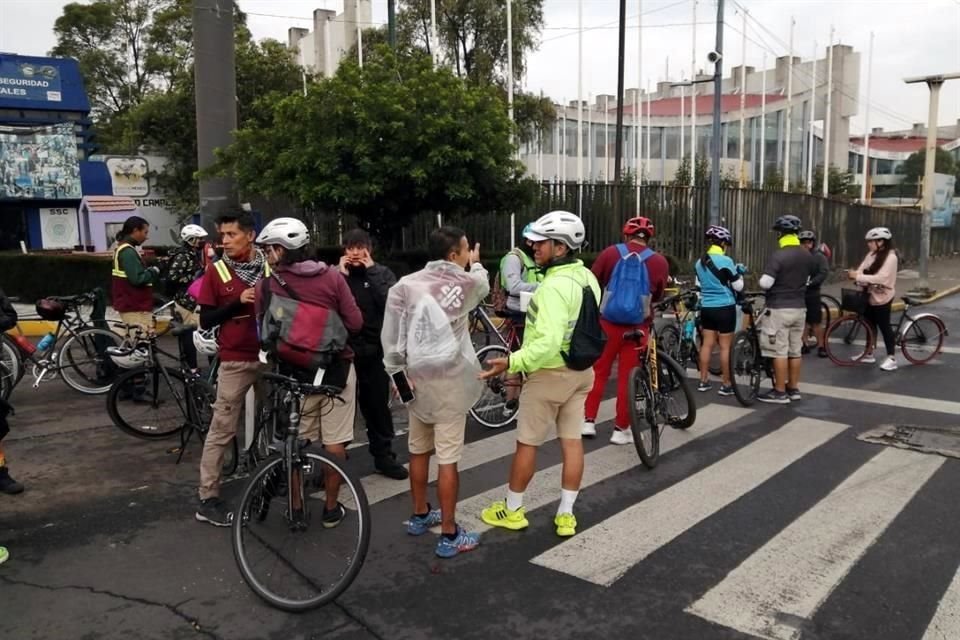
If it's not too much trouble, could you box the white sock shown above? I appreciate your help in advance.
[506,489,524,512]
[557,489,579,516]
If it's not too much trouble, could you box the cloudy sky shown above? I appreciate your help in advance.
[2,0,959,133]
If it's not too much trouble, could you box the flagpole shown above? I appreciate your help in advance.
[782,17,794,191]
[822,26,834,198]
[807,41,817,194]
[507,0,515,242]
[690,0,697,186]
[860,31,874,202]
[356,0,363,68]
[636,0,643,205]
[429,0,439,65]
[577,0,584,189]
[738,8,747,188]
[760,51,766,186]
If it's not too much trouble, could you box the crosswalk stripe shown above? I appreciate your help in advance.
[800,381,960,415]
[686,448,944,640]
[363,397,617,506]
[456,403,753,536]
[922,565,960,640]
[529,417,846,587]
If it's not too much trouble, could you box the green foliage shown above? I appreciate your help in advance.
[671,156,691,187]
[900,147,957,184]
[812,165,858,200]
[0,253,112,301]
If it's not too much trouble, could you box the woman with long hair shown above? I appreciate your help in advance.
[848,227,899,371]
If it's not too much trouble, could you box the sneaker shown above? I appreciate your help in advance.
[435,526,480,559]
[786,388,802,401]
[374,456,409,480]
[801,344,811,355]
[718,385,735,397]
[503,399,519,417]
[195,497,233,527]
[0,467,24,495]
[0,546,7,565]
[757,390,791,405]
[322,502,347,529]
[610,427,634,445]
[860,354,877,364]
[697,381,713,392]
[480,500,529,530]
[817,347,828,358]
[880,356,898,372]
[407,507,442,536]
[581,420,596,438]
[555,512,577,537]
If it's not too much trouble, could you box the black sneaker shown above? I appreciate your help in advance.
[375,456,409,480]
[786,388,802,401]
[801,344,811,355]
[817,347,828,358]
[0,467,24,495]
[757,390,791,405]
[195,497,233,527]
[322,502,347,529]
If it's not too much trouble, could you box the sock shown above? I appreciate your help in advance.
[557,489,579,516]
[443,531,459,541]
[414,502,432,519]
[506,489,524,512]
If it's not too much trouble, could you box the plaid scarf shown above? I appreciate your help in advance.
[222,250,266,287]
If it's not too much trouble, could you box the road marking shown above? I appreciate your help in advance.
[800,381,960,415]
[825,337,960,355]
[456,403,753,535]
[363,398,616,505]
[529,417,846,587]
[922,565,960,640]
[686,448,944,640]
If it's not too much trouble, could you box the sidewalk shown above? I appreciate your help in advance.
[821,254,960,310]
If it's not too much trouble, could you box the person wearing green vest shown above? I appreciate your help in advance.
[498,224,543,339]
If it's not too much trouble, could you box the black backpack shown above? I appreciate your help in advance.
[0,288,18,333]
[559,276,607,371]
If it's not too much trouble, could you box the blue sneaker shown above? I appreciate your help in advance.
[407,508,442,536]
[435,526,480,558]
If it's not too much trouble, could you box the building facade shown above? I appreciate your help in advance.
[288,1,372,78]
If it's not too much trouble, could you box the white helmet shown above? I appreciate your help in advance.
[192,327,219,356]
[180,224,208,244]
[106,346,151,369]
[256,217,310,250]
[524,210,586,250]
[865,227,892,241]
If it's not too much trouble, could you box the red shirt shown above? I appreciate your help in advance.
[591,240,670,323]
[196,261,262,362]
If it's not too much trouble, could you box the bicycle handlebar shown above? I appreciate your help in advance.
[261,371,344,400]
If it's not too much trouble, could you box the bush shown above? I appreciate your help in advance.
[0,252,112,302]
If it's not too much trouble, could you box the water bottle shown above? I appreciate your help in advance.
[11,333,36,356]
[683,318,696,341]
[37,332,56,352]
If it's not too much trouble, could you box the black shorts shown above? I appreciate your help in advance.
[805,295,823,325]
[700,305,737,334]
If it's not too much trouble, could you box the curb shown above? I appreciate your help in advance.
[8,319,172,338]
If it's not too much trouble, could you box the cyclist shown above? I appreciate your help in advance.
[582,215,669,443]
[694,225,745,395]
[112,216,160,334]
[479,211,599,538]
[193,212,270,527]
[166,224,209,370]
[382,227,488,558]
[757,215,816,404]
[337,228,408,481]
[256,218,364,528]
[498,224,543,341]
[799,230,830,358]
[848,227,899,372]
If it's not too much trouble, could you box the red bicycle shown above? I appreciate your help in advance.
[469,304,524,428]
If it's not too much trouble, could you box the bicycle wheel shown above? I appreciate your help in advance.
[693,330,722,376]
[730,331,761,407]
[652,351,696,430]
[0,362,10,402]
[58,328,125,394]
[825,316,873,366]
[1,335,24,385]
[470,344,521,428]
[656,324,681,362]
[627,366,659,469]
[233,449,371,612]
[900,314,947,365]
[107,366,189,439]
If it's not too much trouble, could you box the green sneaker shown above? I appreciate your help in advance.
[555,513,577,537]
[480,500,529,530]
[0,546,8,565]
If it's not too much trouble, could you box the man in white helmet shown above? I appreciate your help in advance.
[480,210,601,539]
[166,223,209,370]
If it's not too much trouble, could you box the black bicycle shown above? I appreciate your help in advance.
[728,293,774,407]
[654,287,722,376]
[232,371,370,611]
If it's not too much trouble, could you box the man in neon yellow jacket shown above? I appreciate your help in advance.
[479,211,600,538]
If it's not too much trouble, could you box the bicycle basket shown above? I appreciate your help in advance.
[840,288,868,314]
[35,298,66,321]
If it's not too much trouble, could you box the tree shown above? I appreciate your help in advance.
[214,47,532,238]
[812,165,857,200]
[671,156,691,187]
[900,148,957,185]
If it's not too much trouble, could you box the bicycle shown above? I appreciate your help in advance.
[624,329,696,469]
[823,295,947,366]
[470,304,525,428]
[654,287,722,376]
[232,371,370,612]
[728,292,775,407]
[802,292,840,349]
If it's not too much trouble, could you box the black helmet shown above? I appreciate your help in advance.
[773,215,802,233]
[798,230,816,242]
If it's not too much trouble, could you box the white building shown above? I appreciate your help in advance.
[288,2,372,78]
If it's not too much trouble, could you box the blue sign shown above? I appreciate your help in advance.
[0,59,63,103]
[930,173,957,229]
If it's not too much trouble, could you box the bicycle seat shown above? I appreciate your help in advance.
[623,329,645,342]
[901,296,918,306]
[261,371,344,400]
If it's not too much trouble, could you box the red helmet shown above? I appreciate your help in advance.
[623,216,655,239]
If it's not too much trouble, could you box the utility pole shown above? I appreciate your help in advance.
[860,32,874,203]
[782,17,794,192]
[387,0,396,48]
[737,8,747,188]
[613,0,628,231]
[822,27,834,198]
[708,0,724,225]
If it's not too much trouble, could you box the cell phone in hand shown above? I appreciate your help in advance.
[391,371,415,404]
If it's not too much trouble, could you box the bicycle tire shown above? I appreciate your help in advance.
[693,330,722,376]
[179,378,239,475]
[656,324,681,363]
[470,344,521,429]
[730,331,760,407]
[107,366,189,440]
[59,328,125,394]
[0,362,11,402]
[1,335,24,385]
[233,450,371,612]
[900,314,946,365]
[825,316,873,366]
[654,351,696,430]
[627,366,659,469]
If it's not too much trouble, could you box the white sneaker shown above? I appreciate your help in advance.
[860,354,877,364]
[610,428,634,445]
[880,356,898,371]
[581,421,596,438]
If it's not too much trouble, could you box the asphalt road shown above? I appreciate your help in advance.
[3,297,960,640]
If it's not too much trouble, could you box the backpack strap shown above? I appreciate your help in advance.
[270,272,301,301]
[616,243,629,259]
[700,252,735,288]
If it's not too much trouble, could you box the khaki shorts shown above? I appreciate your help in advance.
[174,304,199,328]
[408,413,466,465]
[517,367,595,446]
[300,364,357,446]
[759,307,806,359]
[119,311,155,336]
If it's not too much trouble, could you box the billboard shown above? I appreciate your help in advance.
[930,173,957,229]
[0,58,62,103]
[0,123,82,200]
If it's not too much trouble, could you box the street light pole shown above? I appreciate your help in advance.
[709,0,724,225]
[613,0,627,230]
[904,72,960,295]
[387,0,396,48]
